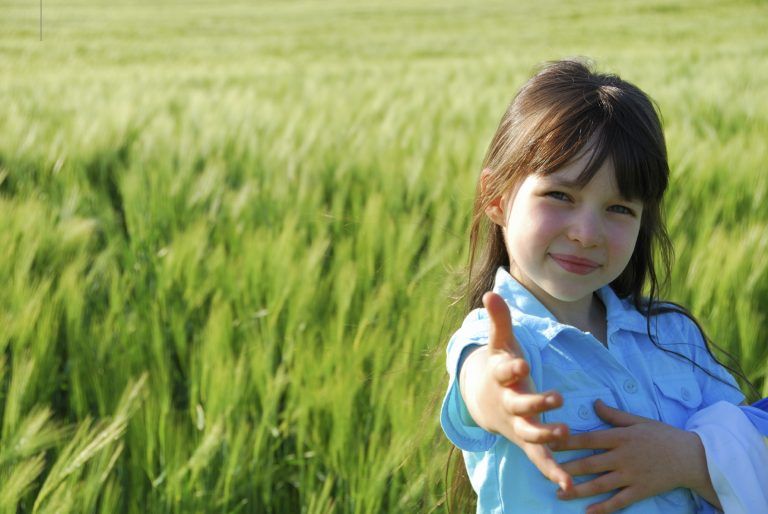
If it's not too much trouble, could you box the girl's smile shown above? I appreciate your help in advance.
[548,253,601,275]
[485,147,644,328]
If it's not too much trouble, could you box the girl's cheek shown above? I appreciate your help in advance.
[608,223,641,253]
[529,205,566,231]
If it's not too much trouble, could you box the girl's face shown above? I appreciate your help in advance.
[487,151,643,310]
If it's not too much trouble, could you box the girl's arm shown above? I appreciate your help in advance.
[459,292,573,493]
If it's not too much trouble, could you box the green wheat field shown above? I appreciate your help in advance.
[1,0,767,512]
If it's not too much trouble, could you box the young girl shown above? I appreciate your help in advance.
[440,59,768,513]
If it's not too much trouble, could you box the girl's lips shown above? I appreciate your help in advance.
[549,253,601,275]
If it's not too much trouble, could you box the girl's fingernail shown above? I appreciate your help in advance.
[545,395,558,407]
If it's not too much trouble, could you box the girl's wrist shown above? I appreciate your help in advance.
[680,431,721,508]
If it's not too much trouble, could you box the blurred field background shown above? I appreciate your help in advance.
[1,0,768,512]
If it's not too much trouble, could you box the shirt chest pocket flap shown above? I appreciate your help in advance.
[653,375,703,425]
[544,388,618,432]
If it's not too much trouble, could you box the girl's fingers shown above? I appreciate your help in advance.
[560,450,614,476]
[511,416,569,444]
[521,442,573,494]
[583,487,637,514]
[550,428,619,451]
[593,399,649,426]
[491,356,529,385]
[557,471,623,500]
[496,424,574,492]
[501,388,562,417]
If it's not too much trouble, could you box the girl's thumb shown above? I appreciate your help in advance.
[594,400,647,427]
[483,292,521,356]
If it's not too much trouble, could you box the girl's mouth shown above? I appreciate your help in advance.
[549,253,601,275]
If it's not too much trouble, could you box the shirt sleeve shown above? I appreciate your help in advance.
[685,401,768,514]
[439,311,499,452]
[675,314,763,512]
[676,313,745,407]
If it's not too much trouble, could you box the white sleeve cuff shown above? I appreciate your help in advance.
[685,401,768,514]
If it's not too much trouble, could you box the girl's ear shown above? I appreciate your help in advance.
[481,168,507,227]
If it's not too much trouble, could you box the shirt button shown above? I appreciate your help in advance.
[577,405,590,420]
[623,379,638,394]
[681,387,691,401]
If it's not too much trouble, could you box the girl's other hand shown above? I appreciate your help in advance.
[553,400,720,514]
[459,292,573,493]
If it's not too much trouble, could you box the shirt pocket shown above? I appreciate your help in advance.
[544,387,618,432]
[652,374,703,428]
[544,388,618,478]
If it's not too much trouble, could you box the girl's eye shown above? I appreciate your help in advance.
[608,205,636,216]
[546,191,570,202]
[545,191,637,216]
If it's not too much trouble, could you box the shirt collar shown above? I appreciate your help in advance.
[492,266,648,349]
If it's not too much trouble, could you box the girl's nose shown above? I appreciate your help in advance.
[567,209,604,247]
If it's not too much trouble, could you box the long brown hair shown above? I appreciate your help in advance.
[447,58,756,512]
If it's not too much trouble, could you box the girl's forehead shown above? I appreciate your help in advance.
[547,144,611,181]
[538,157,615,186]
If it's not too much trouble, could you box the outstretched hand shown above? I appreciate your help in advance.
[553,400,718,514]
[460,292,573,493]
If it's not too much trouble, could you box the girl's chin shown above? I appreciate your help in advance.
[510,267,603,303]
[539,283,598,303]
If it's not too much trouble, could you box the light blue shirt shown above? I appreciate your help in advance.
[441,267,744,514]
